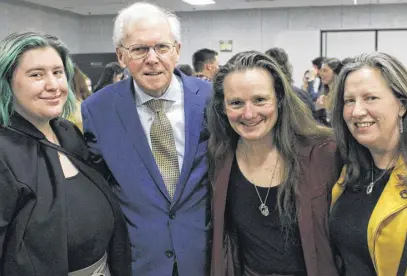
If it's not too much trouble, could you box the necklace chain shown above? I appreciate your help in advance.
[252,156,279,216]
[367,155,397,194]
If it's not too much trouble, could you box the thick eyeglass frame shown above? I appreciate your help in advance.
[120,42,178,60]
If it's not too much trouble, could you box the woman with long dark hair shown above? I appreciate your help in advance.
[208,51,341,276]
[93,62,124,92]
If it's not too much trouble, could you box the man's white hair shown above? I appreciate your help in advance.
[113,2,181,48]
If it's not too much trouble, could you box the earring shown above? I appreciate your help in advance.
[400,117,404,134]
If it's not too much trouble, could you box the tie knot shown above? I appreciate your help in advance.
[146,99,166,113]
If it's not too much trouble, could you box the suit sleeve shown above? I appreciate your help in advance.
[81,101,112,180]
[0,158,20,266]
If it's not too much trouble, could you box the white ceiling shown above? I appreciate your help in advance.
[21,0,407,15]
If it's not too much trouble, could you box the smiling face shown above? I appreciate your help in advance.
[11,47,68,125]
[223,68,278,143]
[343,66,406,154]
[116,16,180,97]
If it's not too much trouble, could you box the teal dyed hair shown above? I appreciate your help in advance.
[0,32,76,126]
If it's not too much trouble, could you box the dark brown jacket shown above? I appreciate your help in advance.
[211,137,341,276]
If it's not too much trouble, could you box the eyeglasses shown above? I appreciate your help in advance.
[121,43,177,60]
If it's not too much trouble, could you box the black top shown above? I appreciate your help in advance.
[0,113,132,276]
[227,158,306,275]
[65,172,114,271]
[330,165,392,276]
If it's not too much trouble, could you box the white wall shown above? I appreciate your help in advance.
[4,2,407,84]
[78,4,407,86]
[0,0,81,53]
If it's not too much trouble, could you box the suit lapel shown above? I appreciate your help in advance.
[172,74,206,205]
[115,79,171,201]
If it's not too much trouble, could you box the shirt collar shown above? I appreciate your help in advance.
[134,74,182,107]
[195,74,211,82]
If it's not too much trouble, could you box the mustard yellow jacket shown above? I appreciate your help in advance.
[331,157,407,276]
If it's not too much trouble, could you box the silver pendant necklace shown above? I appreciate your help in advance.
[252,157,279,216]
[366,160,392,194]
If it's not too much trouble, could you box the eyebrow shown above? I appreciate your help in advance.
[225,98,241,103]
[344,91,377,97]
[26,65,64,73]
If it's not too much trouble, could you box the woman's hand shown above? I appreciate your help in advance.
[315,95,326,111]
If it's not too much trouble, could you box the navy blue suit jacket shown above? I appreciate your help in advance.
[82,70,212,276]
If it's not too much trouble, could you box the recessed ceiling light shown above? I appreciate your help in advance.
[182,0,216,6]
[354,0,357,4]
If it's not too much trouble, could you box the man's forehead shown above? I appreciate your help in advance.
[123,18,173,43]
[128,16,170,33]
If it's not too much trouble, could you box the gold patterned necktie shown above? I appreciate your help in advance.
[146,99,180,199]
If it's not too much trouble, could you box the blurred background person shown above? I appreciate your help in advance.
[68,64,92,131]
[0,31,131,276]
[85,75,93,93]
[316,58,343,125]
[192,48,219,81]
[265,47,317,120]
[330,52,407,276]
[93,61,124,92]
[341,57,355,66]
[209,51,340,276]
[122,68,131,80]
[73,64,92,100]
[307,57,325,102]
[302,69,312,91]
[177,64,194,76]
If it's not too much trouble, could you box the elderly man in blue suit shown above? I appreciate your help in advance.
[81,2,212,276]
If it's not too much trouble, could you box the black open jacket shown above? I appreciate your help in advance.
[0,113,131,276]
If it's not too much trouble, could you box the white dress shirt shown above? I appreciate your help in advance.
[313,77,321,94]
[133,75,185,172]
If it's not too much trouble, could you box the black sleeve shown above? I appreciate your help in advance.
[0,158,20,265]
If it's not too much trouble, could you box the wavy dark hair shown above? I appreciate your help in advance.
[265,47,293,83]
[93,62,124,92]
[332,52,407,190]
[207,51,332,228]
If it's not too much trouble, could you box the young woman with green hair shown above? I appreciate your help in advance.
[0,32,131,276]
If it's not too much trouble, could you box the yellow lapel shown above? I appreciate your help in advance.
[367,157,407,263]
[331,166,347,209]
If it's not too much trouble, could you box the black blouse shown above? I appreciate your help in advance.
[330,165,392,276]
[226,158,306,275]
[65,171,114,271]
